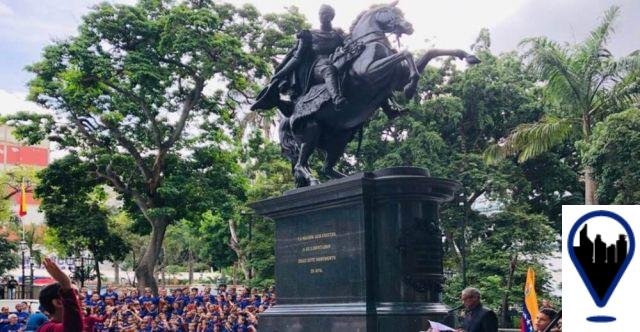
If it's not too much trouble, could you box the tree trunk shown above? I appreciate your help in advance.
[95,258,102,292]
[188,249,194,286]
[582,115,598,205]
[232,262,237,285]
[135,220,169,295]
[228,219,251,281]
[584,165,598,205]
[501,254,518,327]
[461,204,469,288]
[114,262,120,285]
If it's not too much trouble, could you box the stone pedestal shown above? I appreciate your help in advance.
[249,167,460,332]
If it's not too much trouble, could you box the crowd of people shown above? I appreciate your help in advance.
[1,259,275,332]
[77,284,274,331]
[3,260,562,332]
[3,285,274,332]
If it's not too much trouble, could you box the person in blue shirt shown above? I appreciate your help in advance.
[159,288,174,306]
[217,284,227,296]
[0,314,21,332]
[171,302,183,317]
[116,292,127,305]
[235,316,249,332]
[139,288,158,305]
[239,297,249,310]
[13,304,29,325]
[23,308,48,332]
[239,288,250,300]
[227,287,237,303]
[0,306,10,330]
[102,284,117,301]
[129,289,139,303]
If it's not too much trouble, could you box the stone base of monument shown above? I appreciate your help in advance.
[250,167,460,332]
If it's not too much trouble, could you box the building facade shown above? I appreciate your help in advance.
[0,124,49,225]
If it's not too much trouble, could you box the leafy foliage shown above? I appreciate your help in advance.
[583,108,640,203]
[484,6,640,204]
[2,0,304,291]
[35,154,130,266]
[333,30,563,323]
[0,236,18,276]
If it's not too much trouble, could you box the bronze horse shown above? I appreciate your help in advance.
[266,2,479,187]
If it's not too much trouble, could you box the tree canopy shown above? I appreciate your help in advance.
[484,6,640,204]
[3,0,304,293]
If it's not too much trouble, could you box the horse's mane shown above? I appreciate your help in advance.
[349,4,388,33]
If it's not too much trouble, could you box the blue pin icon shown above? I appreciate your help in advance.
[568,210,635,322]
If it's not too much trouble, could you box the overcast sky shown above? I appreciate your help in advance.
[0,0,638,113]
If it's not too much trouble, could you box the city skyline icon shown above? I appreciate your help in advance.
[568,210,635,322]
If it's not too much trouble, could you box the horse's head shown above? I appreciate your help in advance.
[350,2,414,39]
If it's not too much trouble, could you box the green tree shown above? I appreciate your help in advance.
[3,0,298,293]
[0,235,18,276]
[336,29,563,324]
[36,154,130,290]
[485,6,640,204]
[238,130,293,286]
[442,207,556,327]
[583,108,640,203]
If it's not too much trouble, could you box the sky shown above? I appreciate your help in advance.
[0,0,638,114]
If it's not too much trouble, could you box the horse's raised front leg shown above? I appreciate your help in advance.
[400,50,420,98]
[355,49,419,98]
[294,119,321,187]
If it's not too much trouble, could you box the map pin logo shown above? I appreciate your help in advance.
[568,210,635,322]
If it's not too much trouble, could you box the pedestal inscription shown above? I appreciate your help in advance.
[277,204,365,304]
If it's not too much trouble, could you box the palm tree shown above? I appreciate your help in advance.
[485,6,640,204]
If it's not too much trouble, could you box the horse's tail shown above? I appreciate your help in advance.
[278,117,299,171]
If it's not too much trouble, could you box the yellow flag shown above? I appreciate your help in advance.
[522,267,539,331]
[19,182,27,216]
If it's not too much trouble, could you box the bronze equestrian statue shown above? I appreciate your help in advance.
[252,2,480,187]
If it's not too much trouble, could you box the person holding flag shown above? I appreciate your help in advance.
[521,267,539,332]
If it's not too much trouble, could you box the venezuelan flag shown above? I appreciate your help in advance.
[521,267,539,332]
[19,181,27,217]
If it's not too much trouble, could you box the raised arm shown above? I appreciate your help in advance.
[42,257,83,332]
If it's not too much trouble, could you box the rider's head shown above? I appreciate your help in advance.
[319,4,335,25]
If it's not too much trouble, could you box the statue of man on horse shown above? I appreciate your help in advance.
[252,1,480,187]
[252,4,348,113]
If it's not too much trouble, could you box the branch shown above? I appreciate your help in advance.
[228,218,243,257]
[70,114,110,151]
[158,57,198,76]
[467,189,486,207]
[93,162,152,223]
[166,77,205,147]
[102,81,164,147]
[3,188,34,200]
[102,121,153,183]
